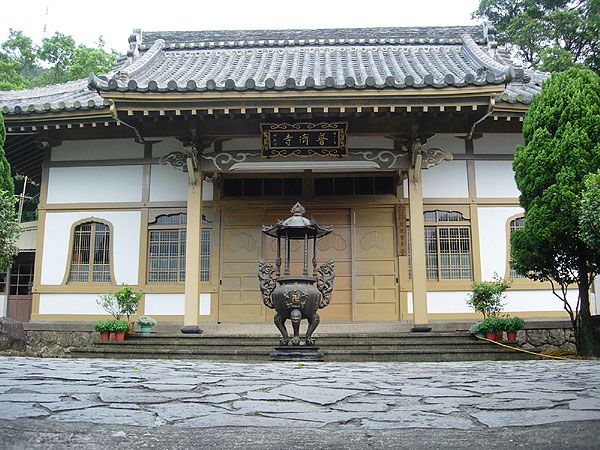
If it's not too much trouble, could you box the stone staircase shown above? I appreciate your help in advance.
[69,332,540,362]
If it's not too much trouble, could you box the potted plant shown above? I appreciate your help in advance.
[469,322,484,337]
[108,319,131,341]
[467,276,510,319]
[480,317,503,341]
[504,316,525,343]
[136,316,157,334]
[115,285,142,334]
[94,320,111,341]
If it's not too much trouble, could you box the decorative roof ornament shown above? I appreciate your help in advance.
[291,202,306,216]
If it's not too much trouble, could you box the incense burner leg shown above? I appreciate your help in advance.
[274,313,289,346]
[305,312,320,346]
[290,308,301,346]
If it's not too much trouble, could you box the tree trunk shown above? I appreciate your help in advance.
[577,274,599,357]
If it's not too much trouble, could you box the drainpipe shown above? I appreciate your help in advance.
[468,97,495,140]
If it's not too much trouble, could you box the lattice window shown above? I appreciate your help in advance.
[68,221,112,282]
[408,210,472,281]
[0,269,7,294]
[509,217,526,279]
[148,213,211,283]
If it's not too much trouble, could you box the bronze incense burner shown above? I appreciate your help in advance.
[258,203,335,346]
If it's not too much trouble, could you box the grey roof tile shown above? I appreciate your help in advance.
[0,25,547,116]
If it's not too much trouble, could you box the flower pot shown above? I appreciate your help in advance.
[100,331,110,341]
[496,331,504,341]
[485,332,496,340]
[507,331,517,343]
[127,321,135,335]
[140,326,153,334]
[114,331,126,341]
[109,332,116,341]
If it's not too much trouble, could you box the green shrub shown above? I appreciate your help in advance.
[94,320,111,333]
[107,319,130,333]
[467,275,510,318]
[479,316,504,333]
[96,284,141,321]
[469,322,483,336]
[504,316,525,332]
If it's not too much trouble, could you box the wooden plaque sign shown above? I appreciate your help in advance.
[260,122,348,158]
[395,204,408,257]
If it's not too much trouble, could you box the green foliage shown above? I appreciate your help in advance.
[136,316,157,327]
[512,67,600,356]
[0,188,19,269]
[467,276,510,318]
[96,292,122,320]
[479,316,504,333]
[473,0,599,73]
[113,284,141,321]
[579,170,600,251]
[94,320,112,333]
[0,31,118,91]
[503,316,525,332]
[96,284,141,321]
[107,319,130,333]
[0,114,14,195]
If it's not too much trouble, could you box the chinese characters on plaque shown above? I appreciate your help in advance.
[260,122,348,158]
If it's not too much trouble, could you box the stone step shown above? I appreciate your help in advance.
[71,345,538,362]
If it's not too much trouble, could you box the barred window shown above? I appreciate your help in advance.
[408,210,472,281]
[148,213,211,283]
[68,221,112,282]
[509,217,526,279]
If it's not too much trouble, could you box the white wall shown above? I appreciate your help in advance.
[149,165,213,202]
[474,133,523,154]
[51,139,144,161]
[47,166,144,203]
[144,293,211,315]
[407,290,564,314]
[477,206,523,280]
[41,211,141,285]
[0,294,6,317]
[424,133,466,154]
[422,160,469,198]
[475,161,520,198]
[39,294,107,315]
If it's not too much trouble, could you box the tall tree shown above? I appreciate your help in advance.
[580,170,600,251]
[0,31,118,90]
[473,0,599,73]
[0,113,14,195]
[511,67,600,356]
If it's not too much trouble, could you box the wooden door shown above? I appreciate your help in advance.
[353,208,399,320]
[7,252,34,323]
[306,209,353,322]
[218,209,265,322]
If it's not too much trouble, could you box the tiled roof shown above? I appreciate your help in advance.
[0,25,546,117]
[0,79,108,116]
[138,26,487,50]
[90,26,513,93]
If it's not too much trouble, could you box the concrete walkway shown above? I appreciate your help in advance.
[0,357,599,448]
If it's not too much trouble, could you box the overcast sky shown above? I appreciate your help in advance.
[1,0,481,53]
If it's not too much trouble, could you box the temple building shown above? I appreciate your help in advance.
[1,24,590,330]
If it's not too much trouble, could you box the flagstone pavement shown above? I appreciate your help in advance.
[0,357,599,449]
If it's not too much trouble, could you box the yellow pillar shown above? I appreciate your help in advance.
[181,170,203,333]
[408,167,430,331]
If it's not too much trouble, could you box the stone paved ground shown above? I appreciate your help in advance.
[0,357,599,449]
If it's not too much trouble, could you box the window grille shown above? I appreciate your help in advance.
[9,253,34,295]
[509,217,526,278]
[408,210,472,281]
[314,176,395,196]
[148,213,211,283]
[68,221,111,282]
